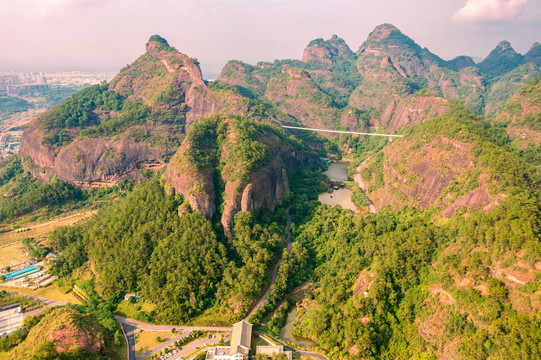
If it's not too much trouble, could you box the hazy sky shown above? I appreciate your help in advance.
[1,0,540,77]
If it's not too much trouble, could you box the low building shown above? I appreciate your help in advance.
[206,320,252,360]
[4,265,39,281]
[0,303,22,336]
[256,345,293,360]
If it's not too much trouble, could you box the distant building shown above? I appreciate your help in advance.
[4,265,39,281]
[45,252,59,260]
[124,294,140,302]
[256,345,293,360]
[206,320,252,360]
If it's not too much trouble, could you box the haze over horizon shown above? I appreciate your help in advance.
[1,0,540,78]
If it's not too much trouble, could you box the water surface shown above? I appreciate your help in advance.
[323,161,349,182]
[318,188,357,212]
[279,308,317,349]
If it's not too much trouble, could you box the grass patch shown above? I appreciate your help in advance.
[0,243,29,268]
[134,329,173,356]
[249,333,273,355]
[115,299,155,322]
[0,211,96,247]
[3,283,82,304]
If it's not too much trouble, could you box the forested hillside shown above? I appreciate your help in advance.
[48,179,290,324]
[2,24,541,360]
[0,306,124,359]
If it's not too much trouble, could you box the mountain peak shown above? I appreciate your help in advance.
[147,34,169,46]
[302,35,354,65]
[367,23,402,42]
[525,42,541,65]
[479,40,523,75]
[146,34,171,53]
[496,40,513,51]
[529,42,541,51]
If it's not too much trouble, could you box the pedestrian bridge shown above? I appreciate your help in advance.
[280,125,404,137]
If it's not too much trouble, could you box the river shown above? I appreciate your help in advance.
[279,308,317,349]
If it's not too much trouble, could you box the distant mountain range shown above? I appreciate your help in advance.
[18,24,540,192]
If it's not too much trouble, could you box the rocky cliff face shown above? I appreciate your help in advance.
[164,115,319,236]
[264,68,341,129]
[350,24,485,113]
[381,96,448,132]
[20,36,262,186]
[216,24,539,135]
[360,110,507,216]
[20,113,177,186]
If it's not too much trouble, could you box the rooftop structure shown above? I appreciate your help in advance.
[0,303,22,336]
[4,265,38,281]
[206,320,252,360]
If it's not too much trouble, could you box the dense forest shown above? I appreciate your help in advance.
[48,179,288,324]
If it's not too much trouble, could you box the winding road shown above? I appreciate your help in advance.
[115,315,232,360]
[245,208,293,320]
[353,157,377,213]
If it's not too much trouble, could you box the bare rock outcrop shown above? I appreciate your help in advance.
[381,96,448,132]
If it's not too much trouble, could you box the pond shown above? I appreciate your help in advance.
[279,308,317,349]
[323,161,349,182]
[318,160,357,211]
[318,188,357,212]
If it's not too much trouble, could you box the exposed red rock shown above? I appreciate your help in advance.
[301,35,354,65]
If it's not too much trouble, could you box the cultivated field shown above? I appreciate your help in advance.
[0,211,96,247]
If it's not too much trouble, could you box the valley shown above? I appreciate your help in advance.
[0,23,539,360]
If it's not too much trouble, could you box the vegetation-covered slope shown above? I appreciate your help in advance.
[49,179,292,324]
[1,307,122,360]
[287,194,541,359]
[18,36,273,186]
[361,103,539,216]
[165,114,318,235]
[495,77,541,150]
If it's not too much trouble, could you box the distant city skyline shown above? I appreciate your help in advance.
[1,0,540,78]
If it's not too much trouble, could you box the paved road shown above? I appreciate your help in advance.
[7,293,66,319]
[115,315,232,360]
[167,335,230,360]
[353,157,377,213]
[254,330,328,360]
[0,310,23,334]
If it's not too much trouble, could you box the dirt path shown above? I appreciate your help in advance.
[353,157,377,213]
